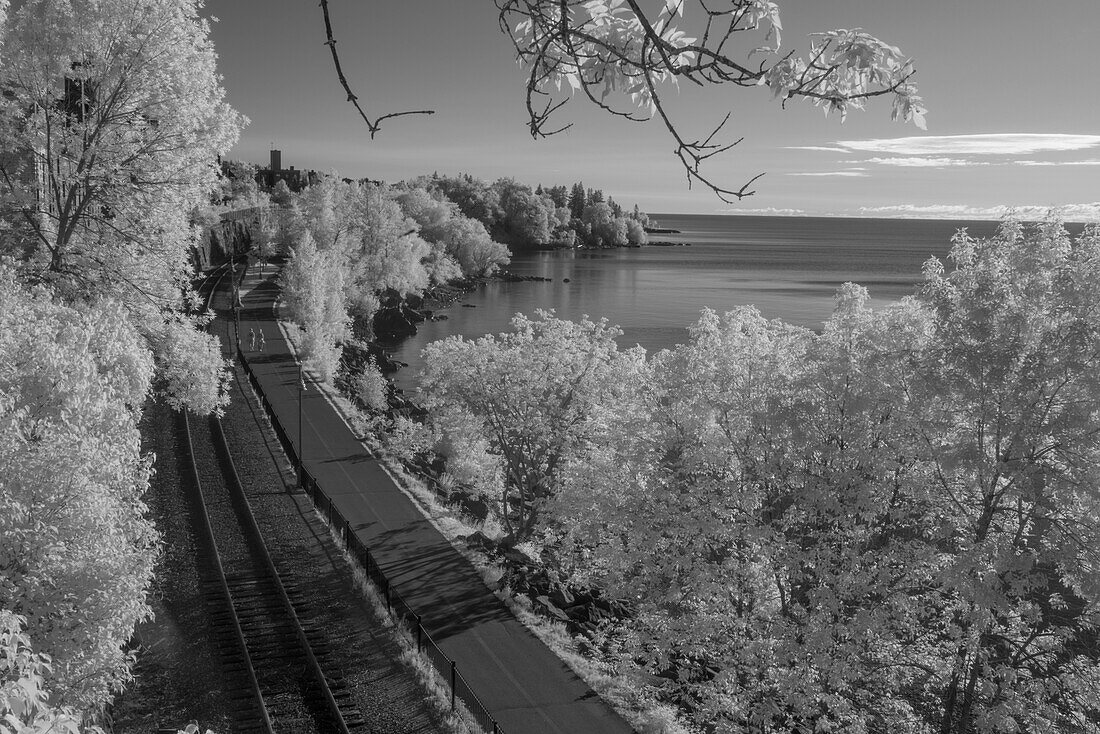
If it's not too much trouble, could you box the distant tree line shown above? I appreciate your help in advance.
[420,173,648,249]
[270,172,513,381]
[208,163,653,252]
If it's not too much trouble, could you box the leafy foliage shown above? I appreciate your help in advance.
[421,173,648,249]
[397,186,511,276]
[0,268,158,710]
[279,230,349,381]
[420,311,645,539]
[421,219,1100,732]
[0,0,242,414]
[1,612,98,734]
[0,3,239,716]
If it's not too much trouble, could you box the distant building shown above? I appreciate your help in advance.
[255,148,317,192]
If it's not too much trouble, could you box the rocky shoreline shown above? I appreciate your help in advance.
[368,270,553,375]
[363,238,693,383]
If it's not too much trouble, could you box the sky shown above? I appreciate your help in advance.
[204,1,1100,219]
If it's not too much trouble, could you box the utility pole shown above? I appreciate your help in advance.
[298,361,307,487]
[230,238,241,349]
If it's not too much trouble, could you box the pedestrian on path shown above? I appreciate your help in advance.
[258,328,266,352]
[249,328,256,351]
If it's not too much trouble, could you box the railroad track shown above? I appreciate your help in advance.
[175,266,365,733]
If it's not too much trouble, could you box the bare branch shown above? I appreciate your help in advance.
[317,0,435,139]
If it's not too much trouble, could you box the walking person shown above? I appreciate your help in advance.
[258,328,266,353]
[249,327,256,352]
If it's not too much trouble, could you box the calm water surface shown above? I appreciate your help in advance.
[390,215,1003,392]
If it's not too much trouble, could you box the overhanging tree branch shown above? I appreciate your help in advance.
[495,0,926,200]
[318,0,435,139]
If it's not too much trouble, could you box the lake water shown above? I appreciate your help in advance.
[389,214,1008,393]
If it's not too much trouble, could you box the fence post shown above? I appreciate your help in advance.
[450,661,456,710]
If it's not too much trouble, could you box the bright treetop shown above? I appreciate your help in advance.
[0,0,243,413]
[498,0,926,199]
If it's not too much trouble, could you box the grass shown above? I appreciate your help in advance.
[325,522,481,734]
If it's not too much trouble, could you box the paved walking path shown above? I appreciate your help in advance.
[230,263,634,734]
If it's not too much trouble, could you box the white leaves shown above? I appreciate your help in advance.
[151,317,231,415]
[891,83,928,130]
[752,27,925,127]
[509,0,698,121]
[1,613,97,734]
[0,267,157,711]
[563,69,582,93]
[0,0,245,407]
[279,228,350,383]
[421,310,644,537]
[549,218,1100,731]
[506,0,926,168]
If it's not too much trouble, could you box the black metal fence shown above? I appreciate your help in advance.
[237,347,507,734]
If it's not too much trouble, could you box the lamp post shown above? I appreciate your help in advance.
[298,360,306,487]
[232,259,242,350]
[229,259,237,347]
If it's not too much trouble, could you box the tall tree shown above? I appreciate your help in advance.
[0,0,242,412]
[568,181,586,219]
[492,178,552,247]
[547,184,569,209]
[915,221,1100,733]
[299,173,363,251]
[279,230,349,381]
[397,186,510,277]
[269,178,295,208]
[421,311,645,540]
[435,215,511,277]
[431,174,504,230]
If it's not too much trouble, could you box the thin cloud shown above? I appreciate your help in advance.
[785,145,850,153]
[712,204,1100,221]
[1014,159,1100,167]
[857,203,1100,221]
[836,133,1100,156]
[788,170,868,177]
[718,207,809,216]
[862,157,986,167]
